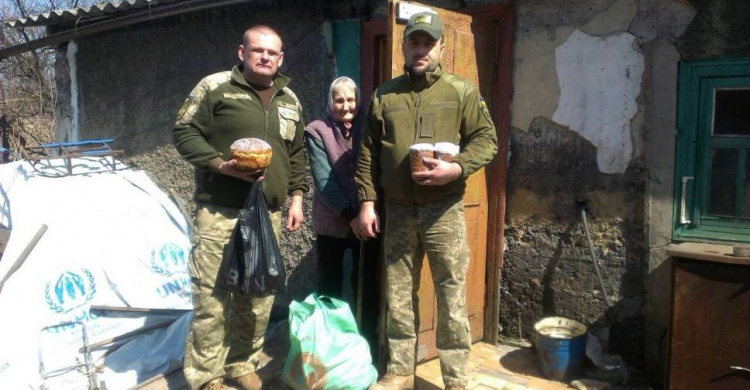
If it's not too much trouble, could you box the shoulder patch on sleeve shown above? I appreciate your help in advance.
[201,71,232,91]
[175,71,232,126]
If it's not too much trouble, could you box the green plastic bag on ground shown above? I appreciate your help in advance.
[282,293,378,390]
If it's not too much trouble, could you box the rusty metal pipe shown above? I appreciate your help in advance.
[580,207,611,308]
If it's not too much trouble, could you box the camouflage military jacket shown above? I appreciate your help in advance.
[356,66,498,205]
[173,66,308,210]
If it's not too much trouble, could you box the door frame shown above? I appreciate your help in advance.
[360,3,513,345]
[463,3,513,345]
[361,20,389,108]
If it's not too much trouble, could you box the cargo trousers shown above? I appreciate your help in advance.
[183,203,281,390]
[383,198,471,387]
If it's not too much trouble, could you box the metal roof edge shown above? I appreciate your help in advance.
[6,0,185,28]
[0,0,258,60]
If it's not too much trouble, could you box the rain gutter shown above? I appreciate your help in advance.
[0,0,253,60]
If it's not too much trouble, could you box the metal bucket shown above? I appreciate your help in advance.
[534,316,587,381]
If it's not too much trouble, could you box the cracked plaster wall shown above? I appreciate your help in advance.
[503,0,697,379]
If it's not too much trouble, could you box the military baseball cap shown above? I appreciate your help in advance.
[404,11,443,40]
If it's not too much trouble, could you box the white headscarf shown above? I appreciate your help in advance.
[326,76,361,124]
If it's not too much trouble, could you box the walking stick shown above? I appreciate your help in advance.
[377,236,388,372]
[355,239,365,330]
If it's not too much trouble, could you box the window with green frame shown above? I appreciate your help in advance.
[673,57,750,243]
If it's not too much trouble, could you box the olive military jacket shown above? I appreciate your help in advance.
[173,65,308,211]
[356,66,498,205]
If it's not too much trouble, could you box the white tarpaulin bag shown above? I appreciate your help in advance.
[0,158,192,389]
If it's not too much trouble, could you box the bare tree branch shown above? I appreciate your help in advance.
[1,0,98,154]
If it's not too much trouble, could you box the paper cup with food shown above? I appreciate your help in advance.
[409,143,435,174]
[434,142,459,162]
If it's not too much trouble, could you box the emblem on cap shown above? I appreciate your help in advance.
[415,14,432,24]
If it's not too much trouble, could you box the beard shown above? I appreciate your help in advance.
[406,61,438,77]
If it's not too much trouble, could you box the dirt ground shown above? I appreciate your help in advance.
[136,320,629,390]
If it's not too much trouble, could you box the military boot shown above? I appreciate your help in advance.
[368,373,415,390]
[230,372,263,390]
[200,378,228,390]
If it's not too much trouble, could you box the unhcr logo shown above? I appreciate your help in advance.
[150,243,187,276]
[45,269,96,314]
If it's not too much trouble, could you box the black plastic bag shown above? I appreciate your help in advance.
[217,181,286,295]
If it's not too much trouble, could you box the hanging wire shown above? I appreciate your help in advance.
[74,15,83,37]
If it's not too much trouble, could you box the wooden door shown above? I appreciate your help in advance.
[386,1,487,362]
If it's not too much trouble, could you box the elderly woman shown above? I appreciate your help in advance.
[304,76,378,353]
[305,76,365,295]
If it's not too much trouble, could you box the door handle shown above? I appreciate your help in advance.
[680,176,694,225]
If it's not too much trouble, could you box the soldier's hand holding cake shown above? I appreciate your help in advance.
[218,137,272,181]
[411,142,462,186]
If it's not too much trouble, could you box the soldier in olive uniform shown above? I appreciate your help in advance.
[355,12,497,390]
[173,26,307,390]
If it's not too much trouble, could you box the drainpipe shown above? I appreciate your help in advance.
[0,0,254,60]
[67,41,79,142]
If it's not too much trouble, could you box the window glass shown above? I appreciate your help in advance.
[674,59,750,242]
[707,148,737,217]
[713,88,750,136]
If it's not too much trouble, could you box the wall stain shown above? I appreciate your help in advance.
[503,115,647,365]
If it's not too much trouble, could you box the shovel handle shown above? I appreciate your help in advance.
[0,224,48,295]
